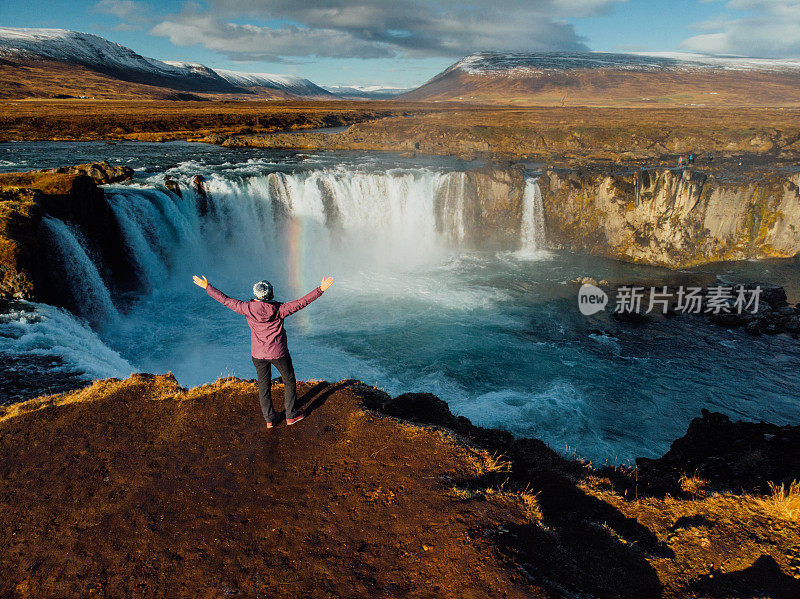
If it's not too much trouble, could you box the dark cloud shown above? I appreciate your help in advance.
[149,0,625,61]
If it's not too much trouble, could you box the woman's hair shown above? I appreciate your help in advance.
[253,280,274,301]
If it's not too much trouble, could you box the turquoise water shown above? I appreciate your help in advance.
[1,141,799,464]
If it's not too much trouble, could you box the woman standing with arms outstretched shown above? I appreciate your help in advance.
[193,274,334,428]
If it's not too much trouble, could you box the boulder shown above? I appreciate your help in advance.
[52,161,134,185]
[163,176,181,197]
[750,282,788,309]
[636,409,800,493]
[744,320,763,336]
[377,392,460,429]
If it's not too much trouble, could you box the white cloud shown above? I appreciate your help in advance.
[93,0,152,30]
[149,0,625,61]
[681,0,800,57]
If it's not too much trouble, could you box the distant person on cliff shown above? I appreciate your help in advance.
[192,274,334,428]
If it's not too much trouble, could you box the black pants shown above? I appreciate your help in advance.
[252,354,299,423]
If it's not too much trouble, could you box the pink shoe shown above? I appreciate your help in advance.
[286,412,305,426]
[266,421,276,429]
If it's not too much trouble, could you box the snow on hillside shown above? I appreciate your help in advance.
[0,27,333,97]
[160,61,224,79]
[0,27,189,79]
[449,51,800,77]
[213,69,332,97]
[323,85,409,99]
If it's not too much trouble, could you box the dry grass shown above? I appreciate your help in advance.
[481,451,512,474]
[761,480,800,521]
[0,99,400,142]
[4,100,800,164]
[679,473,710,499]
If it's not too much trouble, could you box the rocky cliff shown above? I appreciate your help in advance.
[434,165,527,249]
[0,162,136,305]
[540,167,800,267]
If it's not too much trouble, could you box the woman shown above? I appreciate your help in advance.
[193,274,334,428]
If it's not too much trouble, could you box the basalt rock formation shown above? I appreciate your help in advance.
[539,167,800,267]
[0,162,136,304]
[635,409,800,494]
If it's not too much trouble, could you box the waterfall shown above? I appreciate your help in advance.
[40,216,119,326]
[435,172,470,245]
[519,179,546,252]
[42,166,548,330]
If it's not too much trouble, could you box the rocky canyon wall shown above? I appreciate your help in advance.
[539,167,800,267]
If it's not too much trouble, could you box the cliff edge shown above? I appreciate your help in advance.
[2,375,799,598]
[540,167,800,267]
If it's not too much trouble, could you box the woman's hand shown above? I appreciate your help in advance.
[193,275,208,289]
[320,276,334,292]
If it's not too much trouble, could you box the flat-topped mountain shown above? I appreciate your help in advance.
[399,51,800,106]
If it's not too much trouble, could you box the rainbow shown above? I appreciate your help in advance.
[286,216,311,332]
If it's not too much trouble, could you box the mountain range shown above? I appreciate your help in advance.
[0,28,387,100]
[3,28,800,106]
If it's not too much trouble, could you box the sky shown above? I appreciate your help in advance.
[2,0,800,88]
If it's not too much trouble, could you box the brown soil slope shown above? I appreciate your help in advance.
[2,374,800,598]
[399,67,800,107]
[0,375,543,598]
[0,59,321,101]
[0,61,230,101]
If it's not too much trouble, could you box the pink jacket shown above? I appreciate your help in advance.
[206,284,323,359]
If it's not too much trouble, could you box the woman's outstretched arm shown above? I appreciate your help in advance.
[278,276,333,318]
[193,275,250,316]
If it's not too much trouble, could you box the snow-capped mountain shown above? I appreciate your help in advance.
[399,51,800,106]
[443,51,800,76]
[0,27,239,93]
[212,69,333,98]
[322,85,410,100]
[0,27,333,99]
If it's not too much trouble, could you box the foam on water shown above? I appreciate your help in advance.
[0,302,133,380]
[451,382,616,461]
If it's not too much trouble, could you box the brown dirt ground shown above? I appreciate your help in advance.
[0,374,545,598]
[1,374,799,598]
